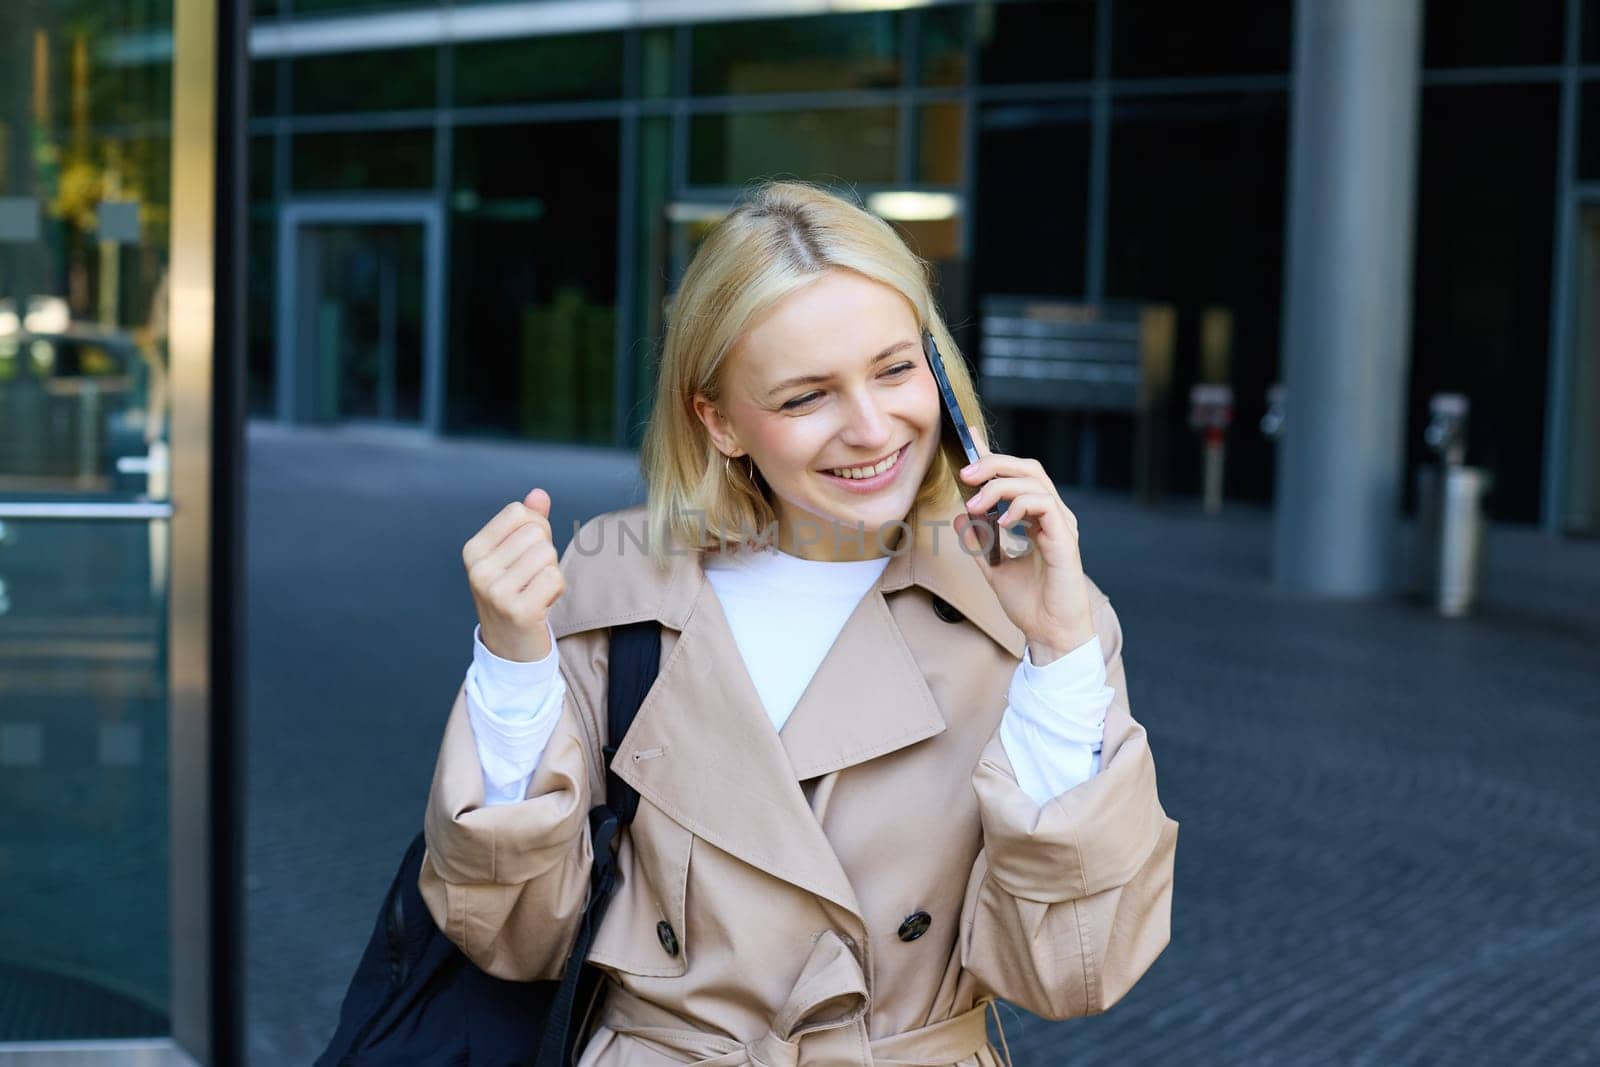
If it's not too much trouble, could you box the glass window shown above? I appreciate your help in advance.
[1585,0,1600,61]
[290,128,435,190]
[917,4,969,87]
[249,134,275,205]
[691,13,901,95]
[1111,0,1291,78]
[291,47,436,114]
[630,114,673,445]
[455,33,624,106]
[975,100,1091,298]
[449,120,620,444]
[1410,84,1558,524]
[251,58,280,117]
[1426,0,1564,68]
[918,103,965,185]
[640,27,675,98]
[1579,82,1600,178]
[0,0,178,1040]
[248,130,276,419]
[977,0,1095,84]
[689,107,899,186]
[1105,93,1289,502]
[289,0,437,13]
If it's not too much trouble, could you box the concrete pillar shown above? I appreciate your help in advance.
[1273,0,1423,597]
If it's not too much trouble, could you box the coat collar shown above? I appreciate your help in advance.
[549,493,1024,661]
[549,493,1024,927]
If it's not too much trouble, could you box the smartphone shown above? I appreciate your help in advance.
[923,331,1005,565]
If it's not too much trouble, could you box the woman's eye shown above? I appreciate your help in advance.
[781,392,821,411]
[882,361,916,378]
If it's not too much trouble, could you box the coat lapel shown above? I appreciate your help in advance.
[609,578,865,921]
[549,493,1026,928]
[777,493,1025,778]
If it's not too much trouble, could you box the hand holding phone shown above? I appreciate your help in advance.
[923,331,1005,565]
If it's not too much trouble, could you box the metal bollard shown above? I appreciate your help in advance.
[1413,393,1493,617]
[1188,384,1233,515]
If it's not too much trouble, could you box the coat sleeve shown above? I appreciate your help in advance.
[417,626,610,981]
[957,584,1178,1020]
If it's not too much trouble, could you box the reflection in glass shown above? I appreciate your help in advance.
[918,104,965,185]
[1425,0,1563,68]
[917,4,969,87]
[299,224,424,422]
[692,13,901,95]
[1411,83,1558,524]
[1105,93,1288,502]
[632,115,672,444]
[449,120,619,442]
[975,99,1091,298]
[977,0,1095,84]
[0,0,174,1041]
[290,128,434,190]
[1111,0,1290,78]
[455,33,623,106]
[689,108,899,186]
[640,27,674,99]
[291,47,437,114]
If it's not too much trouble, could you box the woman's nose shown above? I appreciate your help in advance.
[838,390,894,450]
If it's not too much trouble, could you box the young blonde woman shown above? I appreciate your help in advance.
[422,181,1177,1067]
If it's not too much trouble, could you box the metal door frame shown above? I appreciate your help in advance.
[275,198,445,433]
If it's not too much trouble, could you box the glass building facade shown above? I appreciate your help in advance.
[246,0,1600,535]
[2,0,241,1061]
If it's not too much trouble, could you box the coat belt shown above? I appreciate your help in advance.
[595,931,994,1066]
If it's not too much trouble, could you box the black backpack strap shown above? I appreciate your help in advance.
[602,620,658,826]
[534,620,660,1067]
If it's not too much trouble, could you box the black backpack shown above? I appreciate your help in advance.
[316,621,661,1067]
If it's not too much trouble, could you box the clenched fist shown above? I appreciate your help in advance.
[463,488,565,663]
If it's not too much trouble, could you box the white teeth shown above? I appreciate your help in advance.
[827,449,900,480]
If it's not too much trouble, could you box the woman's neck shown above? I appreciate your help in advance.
[772,515,907,562]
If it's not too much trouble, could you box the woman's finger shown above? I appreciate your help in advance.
[996,491,1067,533]
[471,522,549,587]
[463,502,551,568]
[487,537,560,604]
[958,451,1050,486]
[964,474,1056,514]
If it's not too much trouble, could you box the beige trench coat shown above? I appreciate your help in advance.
[420,493,1178,1066]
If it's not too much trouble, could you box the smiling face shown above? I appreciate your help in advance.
[692,269,943,562]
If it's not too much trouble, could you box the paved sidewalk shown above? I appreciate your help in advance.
[246,422,1600,1066]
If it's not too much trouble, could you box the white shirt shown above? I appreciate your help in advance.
[465,547,1113,809]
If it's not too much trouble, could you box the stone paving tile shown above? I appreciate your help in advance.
[245,424,1600,1065]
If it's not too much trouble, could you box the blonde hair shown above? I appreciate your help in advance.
[639,180,992,569]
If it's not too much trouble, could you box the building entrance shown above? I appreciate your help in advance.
[276,201,443,431]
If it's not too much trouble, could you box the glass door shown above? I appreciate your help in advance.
[0,0,212,1062]
[277,200,442,431]
[297,222,424,424]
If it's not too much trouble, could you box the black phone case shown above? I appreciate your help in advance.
[923,332,1005,566]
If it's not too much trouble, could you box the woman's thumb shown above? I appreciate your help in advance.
[523,487,552,518]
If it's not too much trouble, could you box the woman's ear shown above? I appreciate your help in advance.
[691,391,744,459]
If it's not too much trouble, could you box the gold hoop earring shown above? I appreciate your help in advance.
[724,453,755,490]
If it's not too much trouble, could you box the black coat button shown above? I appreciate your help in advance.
[897,911,932,942]
[657,920,679,957]
[931,596,964,624]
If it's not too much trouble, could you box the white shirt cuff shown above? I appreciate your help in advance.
[999,633,1113,806]
[472,621,561,711]
[465,621,567,805]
